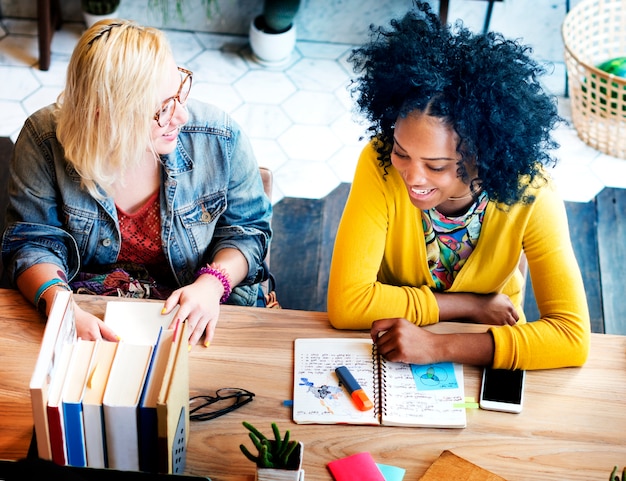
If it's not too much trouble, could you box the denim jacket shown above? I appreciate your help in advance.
[2,99,272,305]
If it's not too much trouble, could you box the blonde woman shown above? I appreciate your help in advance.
[2,20,272,347]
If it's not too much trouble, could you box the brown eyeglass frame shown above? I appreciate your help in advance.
[154,67,193,127]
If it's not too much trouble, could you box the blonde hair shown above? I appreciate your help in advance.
[56,19,172,198]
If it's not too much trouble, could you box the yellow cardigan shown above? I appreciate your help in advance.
[328,143,590,370]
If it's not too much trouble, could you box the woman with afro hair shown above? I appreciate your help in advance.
[327,1,590,370]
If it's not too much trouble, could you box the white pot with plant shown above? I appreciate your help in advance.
[249,0,301,66]
[240,421,304,481]
[147,0,218,25]
[81,0,121,28]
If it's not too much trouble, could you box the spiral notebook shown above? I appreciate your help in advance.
[293,338,466,428]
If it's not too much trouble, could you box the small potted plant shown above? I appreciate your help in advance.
[240,421,304,481]
[147,0,219,25]
[249,0,301,66]
[611,466,626,481]
[81,0,121,27]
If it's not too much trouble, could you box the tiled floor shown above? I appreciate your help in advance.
[1,18,625,204]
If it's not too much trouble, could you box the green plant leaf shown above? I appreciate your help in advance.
[239,444,259,464]
[240,421,299,469]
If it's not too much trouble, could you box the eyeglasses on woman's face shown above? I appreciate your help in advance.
[154,67,193,128]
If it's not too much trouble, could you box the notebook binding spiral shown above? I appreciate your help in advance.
[372,343,386,417]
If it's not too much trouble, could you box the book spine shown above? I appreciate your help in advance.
[63,402,86,467]
[104,405,140,471]
[47,405,67,465]
[138,406,159,472]
[83,404,107,468]
[30,387,52,460]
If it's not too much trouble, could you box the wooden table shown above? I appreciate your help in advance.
[0,289,625,480]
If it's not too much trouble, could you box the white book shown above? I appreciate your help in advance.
[103,301,178,345]
[82,340,118,468]
[29,291,75,460]
[103,342,153,471]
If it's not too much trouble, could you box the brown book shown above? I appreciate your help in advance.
[419,450,507,481]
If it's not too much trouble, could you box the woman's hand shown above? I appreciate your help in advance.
[472,293,519,326]
[74,302,119,341]
[161,249,249,347]
[371,318,440,365]
[371,317,496,366]
[162,274,223,347]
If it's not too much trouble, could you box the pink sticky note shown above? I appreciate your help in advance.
[327,452,386,481]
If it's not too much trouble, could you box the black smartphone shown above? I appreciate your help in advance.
[479,367,525,413]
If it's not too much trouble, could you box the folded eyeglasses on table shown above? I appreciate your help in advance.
[189,387,255,421]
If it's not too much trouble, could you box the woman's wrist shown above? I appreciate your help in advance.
[439,332,495,366]
[435,291,473,322]
[34,278,72,315]
[196,263,232,304]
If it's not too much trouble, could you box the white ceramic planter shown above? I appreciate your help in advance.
[249,15,296,67]
[83,10,119,28]
[256,467,305,481]
[255,441,304,481]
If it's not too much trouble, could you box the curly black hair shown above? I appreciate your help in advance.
[348,1,562,206]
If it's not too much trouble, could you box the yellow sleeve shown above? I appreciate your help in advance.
[489,182,590,369]
[327,143,440,329]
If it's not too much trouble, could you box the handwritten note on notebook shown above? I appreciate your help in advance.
[293,338,466,428]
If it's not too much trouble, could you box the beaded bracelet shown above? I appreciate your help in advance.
[196,263,232,304]
[34,278,71,311]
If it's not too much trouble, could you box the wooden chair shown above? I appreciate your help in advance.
[258,166,273,269]
[437,1,570,96]
[438,0,502,34]
[36,0,62,71]
[258,167,279,306]
[0,137,13,287]
[259,166,273,203]
[518,252,528,307]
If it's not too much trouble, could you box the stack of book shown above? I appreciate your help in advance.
[29,291,189,474]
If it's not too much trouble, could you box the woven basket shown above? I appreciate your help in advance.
[562,0,626,159]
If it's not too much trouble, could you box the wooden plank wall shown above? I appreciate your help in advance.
[596,188,626,334]
[270,184,350,312]
[523,199,604,333]
[524,188,626,334]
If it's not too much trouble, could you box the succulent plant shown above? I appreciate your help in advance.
[81,0,121,15]
[262,0,301,33]
[239,421,299,469]
[147,0,220,24]
[610,466,626,481]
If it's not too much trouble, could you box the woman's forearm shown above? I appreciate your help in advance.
[436,331,495,366]
[16,263,70,316]
[433,291,519,326]
[433,291,479,321]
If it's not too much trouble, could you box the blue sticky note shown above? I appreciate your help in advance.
[376,463,406,481]
[410,362,459,391]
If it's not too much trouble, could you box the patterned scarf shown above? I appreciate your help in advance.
[422,191,489,290]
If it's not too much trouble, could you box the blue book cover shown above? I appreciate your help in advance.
[138,327,173,472]
[63,401,87,466]
[62,340,97,467]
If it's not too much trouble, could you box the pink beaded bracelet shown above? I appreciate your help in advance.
[196,263,232,304]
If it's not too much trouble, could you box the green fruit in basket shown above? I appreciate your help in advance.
[597,57,626,78]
